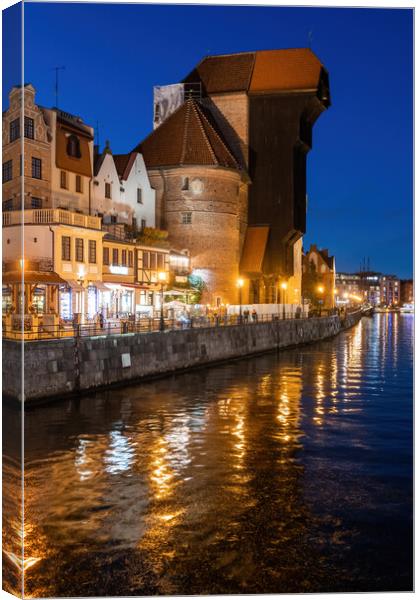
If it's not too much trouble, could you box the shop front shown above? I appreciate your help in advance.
[2,268,67,337]
[99,283,134,318]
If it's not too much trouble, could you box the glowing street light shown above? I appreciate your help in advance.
[237,278,244,323]
[316,284,325,313]
[158,271,167,331]
[280,281,288,319]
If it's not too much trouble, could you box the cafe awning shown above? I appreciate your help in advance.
[92,281,110,292]
[165,289,190,296]
[2,270,67,285]
[66,280,85,291]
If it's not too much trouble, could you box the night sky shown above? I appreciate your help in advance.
[3,3,413,278]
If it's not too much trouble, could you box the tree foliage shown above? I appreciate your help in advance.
[136,227,170,248]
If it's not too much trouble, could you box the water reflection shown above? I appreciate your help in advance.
[2,314,413,596]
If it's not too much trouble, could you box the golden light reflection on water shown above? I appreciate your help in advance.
[275,367,303,452]
[2,314,411,597]
[149,437,175,501]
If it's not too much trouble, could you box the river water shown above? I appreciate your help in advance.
[3,313,413,596]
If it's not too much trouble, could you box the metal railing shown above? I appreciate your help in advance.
[2,309,346,341]
[2,209,101,230]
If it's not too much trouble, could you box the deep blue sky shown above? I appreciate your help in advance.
[4,3,413,277]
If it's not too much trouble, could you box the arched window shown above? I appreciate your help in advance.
[67,135,81,158]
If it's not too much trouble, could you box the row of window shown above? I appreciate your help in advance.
[2,157,42,182]
[9,117,34,142]
[103,247,134,267]
[142,251,166,270]
[62,237,97,264]
[3,197,42,211]
[93,182,144,203]
[60,171,83,193]
[101,248,166,269]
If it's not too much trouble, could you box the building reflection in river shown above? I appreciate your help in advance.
[2,314,413,596]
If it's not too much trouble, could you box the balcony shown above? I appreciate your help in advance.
[2,209,101,230]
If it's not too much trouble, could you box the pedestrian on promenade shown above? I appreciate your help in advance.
[251,309,258,322]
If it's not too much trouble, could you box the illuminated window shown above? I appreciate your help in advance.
[88,240,97,264]
[75,238,84,262]
[62,236,71,261]
[103,247,110,265]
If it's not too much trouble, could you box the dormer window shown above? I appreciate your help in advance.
[66,134,81,158]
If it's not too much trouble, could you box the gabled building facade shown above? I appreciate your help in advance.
[2,84,52,211]
[41,105,94,213]
[302,244,336,309]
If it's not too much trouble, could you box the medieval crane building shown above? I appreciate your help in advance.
[136,48,331,307]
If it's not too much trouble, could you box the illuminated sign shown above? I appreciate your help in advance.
[110,266,129,275]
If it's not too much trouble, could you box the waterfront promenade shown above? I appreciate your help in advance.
[3,309,361,403]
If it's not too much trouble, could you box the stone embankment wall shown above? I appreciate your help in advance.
[3,311,361,403]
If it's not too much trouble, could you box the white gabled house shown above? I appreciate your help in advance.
[114,151,156,230]
[91,142,155,231]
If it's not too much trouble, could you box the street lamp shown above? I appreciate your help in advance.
[317,285,324,314]
[281,281,288,319]
[237,278,244,323]
[158,271,167,331]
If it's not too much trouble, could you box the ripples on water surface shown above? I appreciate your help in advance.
[3,313,413,595]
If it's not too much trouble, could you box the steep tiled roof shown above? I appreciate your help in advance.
[134,98,239,170]
[183,52,255,94]
[250,48,322,92]
[114,152,136,181]
[183,48,323,95]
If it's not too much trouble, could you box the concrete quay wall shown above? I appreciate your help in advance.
[3,311,361,403]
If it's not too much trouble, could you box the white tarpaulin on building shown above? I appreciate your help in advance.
[153,84,185,129]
